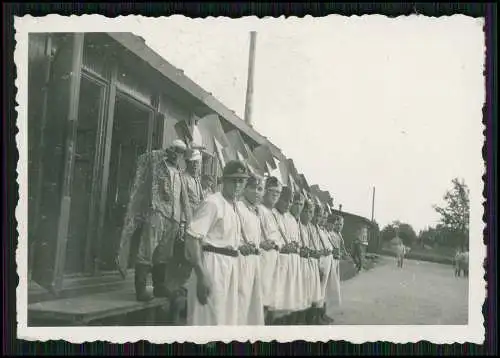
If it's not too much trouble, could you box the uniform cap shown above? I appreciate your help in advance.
[222,160,250,179]
[265,176,281,190]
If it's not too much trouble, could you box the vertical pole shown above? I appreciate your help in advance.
[371,186,376,222]
[95,64,118,271]
[31,33,85,294]
[244,31,257,127]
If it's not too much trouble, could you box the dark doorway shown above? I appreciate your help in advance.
[99,93,153,271]
[65,75,105,274]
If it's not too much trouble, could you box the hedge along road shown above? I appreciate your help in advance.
[331,256,469,325]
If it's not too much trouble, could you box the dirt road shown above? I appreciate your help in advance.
[331,256,469,325]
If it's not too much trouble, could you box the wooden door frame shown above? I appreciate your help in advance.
[77,70,110,274]
[29,33,54,281]
[94,83,157,273]
[51,33,85,292]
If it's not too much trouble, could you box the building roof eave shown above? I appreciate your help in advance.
[106,32,285,157]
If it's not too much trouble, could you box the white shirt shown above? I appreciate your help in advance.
[258,205,282,247]
[236,199,262,247]
[282,212,301,245]
[186,192,241,250]
[306,223,323,251]
[317,227,334,250]
[271,209,290,248]
[329,231,342,249]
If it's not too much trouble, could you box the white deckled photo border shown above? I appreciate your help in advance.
[14,14,487,344]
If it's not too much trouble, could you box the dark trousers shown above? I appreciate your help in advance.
[352,243,366,271]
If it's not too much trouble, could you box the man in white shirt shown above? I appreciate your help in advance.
[324,214,344,322]
[315,206,336,325]
[236,173,266,325]
[183,149,205,215]
[300,198,322,325]
[184,160,249,326]
[287,191,306,324]
[270,186,301,325]
[258,176,283,325]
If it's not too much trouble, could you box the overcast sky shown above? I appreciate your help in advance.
[136,15,484,231]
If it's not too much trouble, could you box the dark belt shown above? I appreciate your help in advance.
[202,245,239,257]
[309,251,322,260]
[260,244,280,252]
[239,245,260,256]
[299,248,310,258]
[280,248,299,255]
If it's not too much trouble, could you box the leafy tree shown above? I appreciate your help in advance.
[381,221,418,247]
[419,224,461,248]
[433,178,470,250]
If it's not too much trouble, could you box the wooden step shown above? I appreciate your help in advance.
[28,287,169,326]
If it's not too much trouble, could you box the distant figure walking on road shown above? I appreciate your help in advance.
[454,247,469,278]
[391,229,408,268]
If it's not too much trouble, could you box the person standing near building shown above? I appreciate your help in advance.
[324,214,344,322]
[287,191,306,324]
[166,149,205,324]
[269,186,301,325]
[183,149,205,211]
[258,176,283,325]
[309,203,331,324]
[315,207,336,324]
[300,198,322,325]
[352,225,369,272]
[116,140,189,302]
[184,160,249,326]
[235,173,266,325]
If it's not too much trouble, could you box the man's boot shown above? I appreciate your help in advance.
[152,264,170,298]
[135,264,154,302]
[318,305,334,324]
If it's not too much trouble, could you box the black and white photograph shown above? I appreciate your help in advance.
[16,15,485,344]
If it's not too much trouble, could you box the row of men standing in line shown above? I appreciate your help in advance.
[117,140,349,325]
[184,160,349,325]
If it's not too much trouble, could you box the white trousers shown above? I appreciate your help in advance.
[270,253,301,312]
[293,254,304,311]
[306,257,322,307]
[260,249,279,307]
[238,254,265,325]
[318,255,333,306]
[325,258,342,318]
[186,252,238,326]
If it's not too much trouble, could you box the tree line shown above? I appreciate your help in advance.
[380,178,470,252]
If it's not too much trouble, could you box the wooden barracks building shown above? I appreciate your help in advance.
[27,32,380,326]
